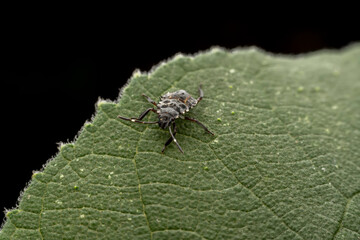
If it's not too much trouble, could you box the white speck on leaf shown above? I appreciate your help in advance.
[333,69,340,76]
[304,116,309,122]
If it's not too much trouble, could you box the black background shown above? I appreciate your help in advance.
[2,10,359,224]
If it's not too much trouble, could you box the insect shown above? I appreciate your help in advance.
[118,84,214,153]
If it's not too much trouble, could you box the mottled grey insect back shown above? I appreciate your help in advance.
[159,90,198,115]
[118,85,214,153]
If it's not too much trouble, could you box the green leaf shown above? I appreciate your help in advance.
[1,44,360,240]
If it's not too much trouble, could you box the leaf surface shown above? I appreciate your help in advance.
[1,45,360,240]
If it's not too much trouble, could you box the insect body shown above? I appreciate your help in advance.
[118,85,214,153]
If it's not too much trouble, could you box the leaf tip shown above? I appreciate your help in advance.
[5,209,22,219]
[96,99,108,108]
[84,122,96,133]
[31,171,41,179]
[173,53,186,60]
[209,46,225,54]
[59,143,75,151]
[131,69,143,78]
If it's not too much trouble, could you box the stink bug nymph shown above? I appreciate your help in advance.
[118,84,214,153]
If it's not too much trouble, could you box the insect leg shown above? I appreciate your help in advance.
[161,122,176,153]
[118,115,158,124]
[166,122,184,154]
[197,84,203,103]
[118,108,158,124]
[142,94,157,107]
[185,116,214,135]
[137,108,157,120]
